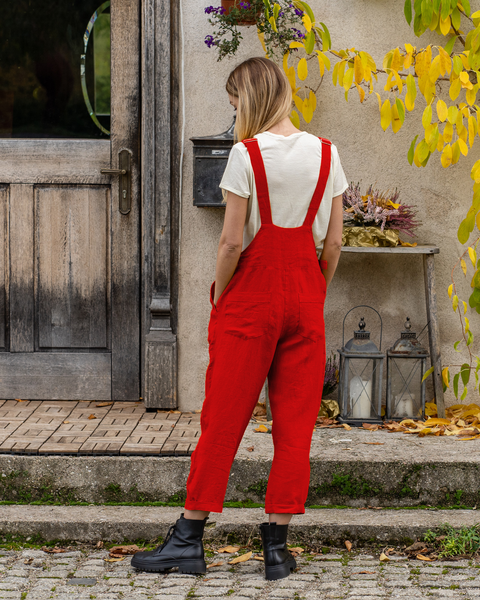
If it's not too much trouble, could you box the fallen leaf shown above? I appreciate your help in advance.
[229,551,253,564]
[405,542,429,554]
[207,562,224,568]
[288,547,305,554]
[424,418,451,426]
[218,546,240,554]
[169,410,181,414]
[96,402,113,407]
[63,421,70,424]
[345,541,352,552]
[353,570,375,574]
[253,402,267,417]
[417,554,432,561]
[24,558,34,565]
[342,423,352,430]
[96,541,104,548]
[362,442,385,445]
[195,409,202,413]
[109,545,140,556]
[254,425,269,433]
[247,446,254,452]
[379,552,390,562]
[42,547,65,554]
[88,414,97,420]
[104,557,125,562]
[15,399,25,402]
[362,423,379,431]
[458,435,480,440]
[254,556,264,561]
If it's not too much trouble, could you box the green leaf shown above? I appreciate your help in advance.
[408,135,419,165]
[422,0,434,27]
[318,22,331,50]
[458,218,470,244]
[414,13,427,36]
[453,372,460,397]
[461,386,468,400]
[433,0,442,11]
[396,98,406,124]
[462,0,471,16]
[295,1,315,23]
[405,0,413,24]
[273,2,280,20]
[444,35,458,54]
[454,340,462,351]
[441,0,450,21]
[422,365,435,382]
[304,29,315,54]
[467,330,474,345]
[451,6,461,30]
[461,363,471,386]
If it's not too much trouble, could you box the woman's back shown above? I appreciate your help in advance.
[220,130,348,253]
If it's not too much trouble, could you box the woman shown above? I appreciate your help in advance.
[132,57,347,581]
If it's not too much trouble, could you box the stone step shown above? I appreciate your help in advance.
[1,426,479,507]
[0,505,478,546]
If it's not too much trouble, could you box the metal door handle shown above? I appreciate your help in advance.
[100,149,131,214]
[100,168,126,175]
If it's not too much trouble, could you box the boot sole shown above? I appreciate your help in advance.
[131,557,206,574]
[265,557,297,581]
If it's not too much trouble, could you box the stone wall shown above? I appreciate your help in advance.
[177,0,477,410]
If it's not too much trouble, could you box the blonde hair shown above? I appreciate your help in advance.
[226,57,293,142]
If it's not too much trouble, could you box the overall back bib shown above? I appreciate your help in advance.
[185,137,332,514]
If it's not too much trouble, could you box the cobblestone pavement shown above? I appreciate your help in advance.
[2,547,480,600]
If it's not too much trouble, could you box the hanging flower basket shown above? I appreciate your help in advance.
[221,0,258,25]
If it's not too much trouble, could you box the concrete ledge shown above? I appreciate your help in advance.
[1,428,480,507]
[0,505,477,546]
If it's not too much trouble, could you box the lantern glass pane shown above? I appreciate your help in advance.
[390,357,422,419]
[345,358,380,420]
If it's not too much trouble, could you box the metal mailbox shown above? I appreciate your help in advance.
[190,117,235,207]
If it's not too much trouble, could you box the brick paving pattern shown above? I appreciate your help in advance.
[0,401,200,456]
[1,547,480,599]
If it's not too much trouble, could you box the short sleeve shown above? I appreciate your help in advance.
[219,143,251,199]
[331,144,348,198]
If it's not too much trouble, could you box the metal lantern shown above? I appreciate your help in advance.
[337,306,385,426]
[386,317,429,421]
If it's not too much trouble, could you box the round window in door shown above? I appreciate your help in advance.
[0,1,111,138]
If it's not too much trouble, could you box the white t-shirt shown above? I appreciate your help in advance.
[219,131,348,254]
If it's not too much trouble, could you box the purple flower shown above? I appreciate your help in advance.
[204,35,218,48]
[294,8,304,16]
[205,5,226,15]
[291,27,305,39]
[278,10,284,17]
[239,1,250,8]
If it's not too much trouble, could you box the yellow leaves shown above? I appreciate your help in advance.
[343,67,354,92]
[219,546,240,553]
[469,246,477,266]
[438,46,452,75]
[290,109,300,128]
[440,15,451,36]
[447,105,459,124]
[442,367,450,388]
[355,83,365,103]
[441,143,453,167]
[429,55,442,84]
[436,99,448,122]
[466,85,477,106]
[254,424,269,433]
[380,99,392,131]
[471,159,480,182]
[458,138,469,156]
[354,54,364,84]
[443,121,453,143]
[289,41,305,49]
[282,53,296,92]
[422,104,433,128]
[316,50,330,77]
[460,71,473,89]
[461,258,468,275]
[468,115,478,146]
[391,47,403,72]
[450,77,462,100]
[302,13,312,32]
[302,91,316,123]
[379,552,390,562]
[297,57,308,81]
[405,74,417,111]
[229,551,253,565]
[448,283,453,298]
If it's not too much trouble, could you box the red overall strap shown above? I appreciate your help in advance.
[242,138,273,225]
[302,138,332,228]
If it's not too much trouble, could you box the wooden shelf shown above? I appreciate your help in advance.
[341,244,439,255]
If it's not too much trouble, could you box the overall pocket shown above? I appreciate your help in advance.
[297,293,325,342]
[224,292,271,340]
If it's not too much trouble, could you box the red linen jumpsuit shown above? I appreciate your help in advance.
[185,137,331,514]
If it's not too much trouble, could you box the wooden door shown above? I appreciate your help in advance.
[0,0,140,400]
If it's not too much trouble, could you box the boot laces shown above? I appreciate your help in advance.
[156,524,176,553]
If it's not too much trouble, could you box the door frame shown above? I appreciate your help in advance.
[140,0,180,408]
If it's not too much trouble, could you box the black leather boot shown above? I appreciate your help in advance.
[260,521,297,581]
[131,514,207,573]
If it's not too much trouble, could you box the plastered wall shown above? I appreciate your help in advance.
[177,0,478,411]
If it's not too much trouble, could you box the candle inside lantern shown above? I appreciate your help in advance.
[395,394,414,418]
[350,376,372,419]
